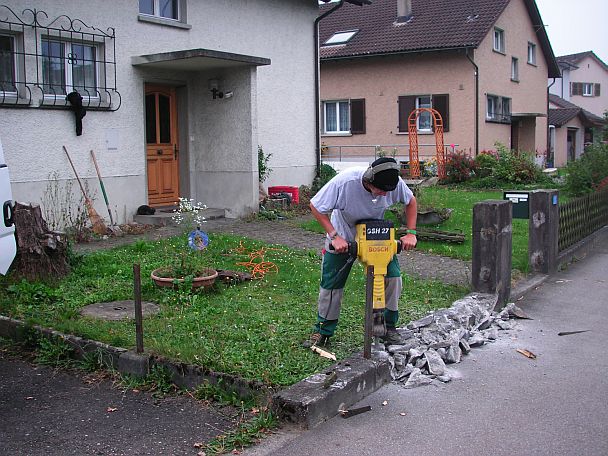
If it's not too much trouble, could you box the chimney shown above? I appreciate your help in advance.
[397,0,413,23]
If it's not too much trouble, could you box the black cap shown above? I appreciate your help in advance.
[369,157,399,191]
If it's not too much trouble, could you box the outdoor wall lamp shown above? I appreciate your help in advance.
[208,78,223,99]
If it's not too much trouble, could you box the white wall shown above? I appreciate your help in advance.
[0,0,319,223]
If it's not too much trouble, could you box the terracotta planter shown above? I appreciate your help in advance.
[150,267,218,290]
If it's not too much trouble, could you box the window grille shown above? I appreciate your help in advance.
[0,5,121,110]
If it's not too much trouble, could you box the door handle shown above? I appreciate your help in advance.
[174,144,178,160]
[3,200,14,228]
[157,149,163,155]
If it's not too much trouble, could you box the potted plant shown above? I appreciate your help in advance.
[150,251,217,290]
[150,198,217,290]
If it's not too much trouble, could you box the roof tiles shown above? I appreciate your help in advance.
[319,0,510,59]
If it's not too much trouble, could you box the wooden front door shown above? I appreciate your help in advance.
[145,85,179,207]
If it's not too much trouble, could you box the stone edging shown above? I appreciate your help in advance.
[0,316,271,402]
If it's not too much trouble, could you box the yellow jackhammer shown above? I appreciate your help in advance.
[331,219,402,359]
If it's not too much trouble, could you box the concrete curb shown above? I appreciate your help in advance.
[0,316,270,401]
[272,353,391,429]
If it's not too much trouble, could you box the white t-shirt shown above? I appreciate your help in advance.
[310,167,414,242]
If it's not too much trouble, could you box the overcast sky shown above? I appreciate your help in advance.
[320,0,608,63]
[535,0,608,62]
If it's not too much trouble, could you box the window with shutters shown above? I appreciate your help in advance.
[582,83,593,96]
[397,94,449,133]
[486,94,511,123]
[571,82,601,97]
[322,99,365,135]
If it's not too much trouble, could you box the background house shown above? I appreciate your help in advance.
[548,94,605,167]
[318,0,560,166]
[0,0,320,224]
[549,51,608,118]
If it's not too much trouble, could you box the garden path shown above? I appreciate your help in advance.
[73,216,472,287]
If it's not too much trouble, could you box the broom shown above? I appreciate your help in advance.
[62,146,107,235]
[90,149,115,226]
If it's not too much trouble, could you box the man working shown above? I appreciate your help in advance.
[305,157,417,348]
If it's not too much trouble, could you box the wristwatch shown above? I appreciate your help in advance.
[329,230,339,240]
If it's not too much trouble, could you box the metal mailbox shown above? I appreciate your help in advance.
[504,191,529,219]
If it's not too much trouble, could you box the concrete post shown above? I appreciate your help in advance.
[528,190,559,274]
[472,200,512,309]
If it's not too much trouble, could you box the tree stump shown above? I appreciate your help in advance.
[12,202,70,280]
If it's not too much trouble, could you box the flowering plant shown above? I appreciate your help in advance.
[150,197,216,287]
[172,197,207,229]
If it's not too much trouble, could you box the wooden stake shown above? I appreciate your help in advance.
[133,263,144,353]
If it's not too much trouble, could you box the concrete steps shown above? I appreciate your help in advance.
[133,207,225,226]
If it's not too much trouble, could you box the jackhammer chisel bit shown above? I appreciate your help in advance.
[372,310,386,337]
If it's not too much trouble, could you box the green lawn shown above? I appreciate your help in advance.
[0,232,467,387]
[300,186,531,273]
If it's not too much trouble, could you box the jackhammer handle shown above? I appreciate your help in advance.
[328,240,402,255]
[328,241,358,256]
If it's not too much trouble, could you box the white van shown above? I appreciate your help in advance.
[0,136,16,275]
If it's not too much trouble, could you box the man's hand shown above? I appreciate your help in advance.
[330,235,349,253]
[400,233,417,251]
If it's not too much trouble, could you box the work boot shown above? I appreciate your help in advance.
[381,327,402,345]
[302,332,330,348]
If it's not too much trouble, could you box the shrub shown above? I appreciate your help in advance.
[442,151,477,183]
[563,143,608,196]
[491,143,544,185]
[258,146,272,183]
[312,163,337,192]
[474,151,499,178]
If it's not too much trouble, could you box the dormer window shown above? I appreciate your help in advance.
[323,30,358,46]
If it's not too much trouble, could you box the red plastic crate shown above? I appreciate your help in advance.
[268,186,299,204]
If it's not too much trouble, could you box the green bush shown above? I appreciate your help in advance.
[563,143,608,196]
[312,163,337,192]
[258,146,272,183]
[474,151,499,178]
[492,143,544,185]
[442,151,477,183]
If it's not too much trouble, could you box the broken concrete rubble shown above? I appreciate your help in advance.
[385,293,523,388]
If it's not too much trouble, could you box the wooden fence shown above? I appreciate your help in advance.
[558,189,608,252]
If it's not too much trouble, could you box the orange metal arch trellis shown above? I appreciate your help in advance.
[407,108,446,179]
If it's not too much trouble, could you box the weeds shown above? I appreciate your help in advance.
[35,337,76,368]
[118,364,176,396]
[204,408,279,455]
[193,379,255,408]
[41,170,96,241]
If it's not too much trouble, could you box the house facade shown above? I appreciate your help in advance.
[548,94,605,167]
[0,0,320,223]
[319,0,560,164]
[549,51,608,118]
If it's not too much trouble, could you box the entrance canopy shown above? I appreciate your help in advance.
[131,48,271,71]
[511,112,546,118]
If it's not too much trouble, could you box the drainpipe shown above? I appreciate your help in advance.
[547,78,556,166]
[466,48,479,156]
[314,1,345,178]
